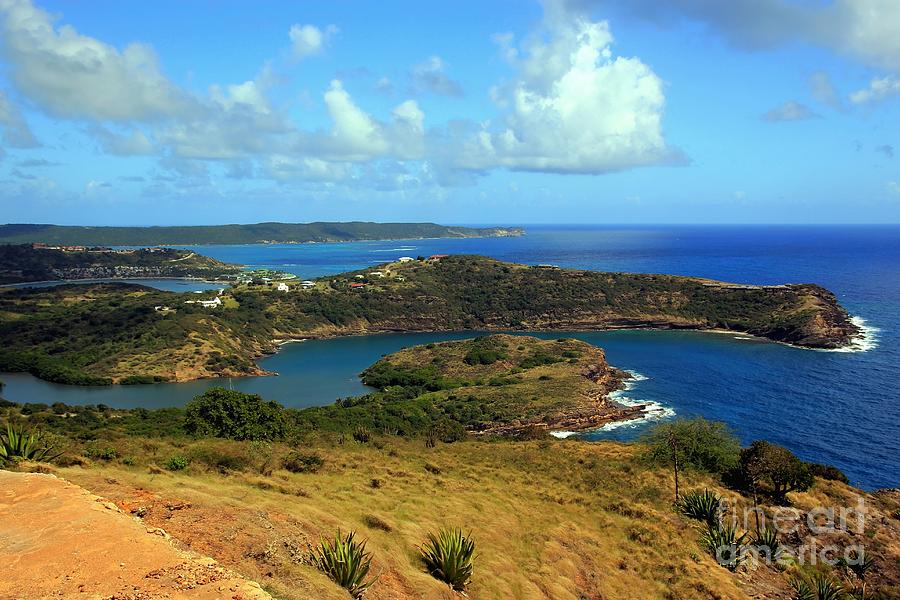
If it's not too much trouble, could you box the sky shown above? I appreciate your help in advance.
[0,0,899,225]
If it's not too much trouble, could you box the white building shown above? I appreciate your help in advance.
[185,296,222,308]
[369,271,385,278]
[398,256,414,262]
[276,282,290,292]
[301,280,316,289]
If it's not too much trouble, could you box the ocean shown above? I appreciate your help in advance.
[2,225,897,490]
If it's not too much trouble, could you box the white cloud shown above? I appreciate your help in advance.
[89,126,155,156]
[265,155,351,183]
[449,14,677,174]
[762,101,819,122]
[321,80,390,161]
[0,0,195,121]
[570,0,900,72]
[289,24,337,61]
[0,89,39,147]
[850,75,900,105]
[409,56,463,97]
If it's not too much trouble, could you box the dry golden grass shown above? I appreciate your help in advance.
[58,438,752,599]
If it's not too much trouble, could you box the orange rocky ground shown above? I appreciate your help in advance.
[0,470,271,600]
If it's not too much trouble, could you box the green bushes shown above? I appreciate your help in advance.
[0,422,63,461]
[464,347,506,366]
[312,531,376,599]
[419,528,476,592]
[184,388,287,441]
[282,450,324,473]
[675,489,721,527]
[165,455,189,471]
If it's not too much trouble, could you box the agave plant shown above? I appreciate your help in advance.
[699,522,748,571]
[752,526,781,562]
[676,489,722,527]
[0,422,63,462]
[312,530,376,599]
[790,572,847,600]
[420,528,476,592]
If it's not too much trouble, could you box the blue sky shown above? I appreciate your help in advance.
[0,0,898,225]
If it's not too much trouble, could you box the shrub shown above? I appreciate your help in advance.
[362,514,392,532]
[312,531,376,599]
[676,489,722,527]
[420,528,475,592]
[699,522,748,571]
[188,443,253,473]
[0,422,63,462]
[165,455,189,471]
[184,388,287,441]
[352,426,371,443]
[282,450,324,473]
[737,441,814,503]
[85,445,118,461]
[808,463,849,484]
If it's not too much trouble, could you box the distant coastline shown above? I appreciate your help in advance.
[0,222,525,247]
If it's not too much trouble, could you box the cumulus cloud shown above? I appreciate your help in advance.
[762,101,819,122]
[289,24,337,61]
[563,0,900,72]
[0,90,39,147]
[409,56,464,97]
[850,75,900,105]
[0,0,195,121]
[447,11,678,174]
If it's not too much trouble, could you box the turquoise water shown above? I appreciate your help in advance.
[2,225,898,490]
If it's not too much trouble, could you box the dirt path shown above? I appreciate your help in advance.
[0,470,271,600]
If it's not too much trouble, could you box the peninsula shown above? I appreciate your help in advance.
[0,254,859,385]
[0,222,524,246]
[0,244,242,285]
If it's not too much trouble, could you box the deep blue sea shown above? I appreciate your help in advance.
[3,225,898,490]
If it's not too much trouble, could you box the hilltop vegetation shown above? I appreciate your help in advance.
[0,255,858,385]
[0,244,241,284]
[0,222,524,246]
[2,390,898,598]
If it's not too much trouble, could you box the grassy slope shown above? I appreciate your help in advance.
[0,255,858,385]
[28,436,899,600]
[0,222,523,246]
[51,439,749,599]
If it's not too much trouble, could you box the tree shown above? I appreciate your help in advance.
[643,418,741,502]
[184,388,287,441]
[737,441,813,504]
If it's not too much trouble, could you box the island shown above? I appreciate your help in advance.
[0,243,242,285]
[0,254,859,385]
[296,334,646,437]
[0,221,525,246]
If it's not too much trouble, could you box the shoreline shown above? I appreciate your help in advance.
[0,276,230,288]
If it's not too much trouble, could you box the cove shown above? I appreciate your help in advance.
[2,326,896,490]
